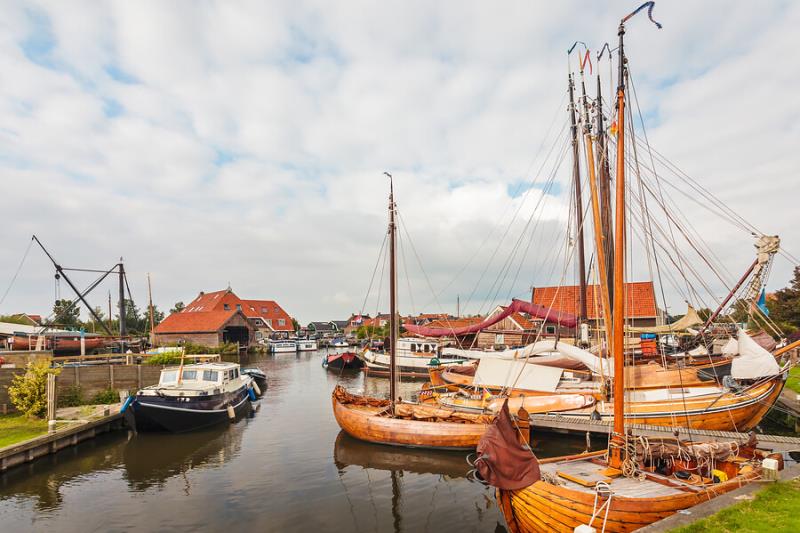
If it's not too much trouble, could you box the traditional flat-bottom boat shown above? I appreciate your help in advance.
[323,351,364,370]
[9,334,109,354]
[126,362,255,433]
[332,385,494,450]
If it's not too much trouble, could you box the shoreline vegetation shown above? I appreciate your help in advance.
[0,413,47,448]
[670,478,800,532]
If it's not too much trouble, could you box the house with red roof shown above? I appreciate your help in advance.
[475,305,540,349]
[154,288,295,347]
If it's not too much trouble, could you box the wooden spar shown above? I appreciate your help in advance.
[697,258,757,337]
[595,74,615,309]
[387,172,399,406]
[775,338,800,357]
[610,21,627,468]
[569,75,588,322]
[147,273,156,346]
[580,75,613,361]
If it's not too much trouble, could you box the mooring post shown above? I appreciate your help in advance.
[47,372,57,432]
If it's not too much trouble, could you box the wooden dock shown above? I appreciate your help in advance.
[0,406,125,473]
[529,413,800,452]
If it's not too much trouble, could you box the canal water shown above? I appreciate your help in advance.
[0,351,590,533]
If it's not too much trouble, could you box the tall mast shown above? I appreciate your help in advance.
[386,172,399,406]
[579,68,613,360]
[596,74,615,309]
[610,18,628,468]
[568,74,588,323]
[119,259,127,339]
[147,273,156,346]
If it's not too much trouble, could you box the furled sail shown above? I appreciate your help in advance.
[730,329,781,380]
[403,298,577,337]
[444,340,609,377]
[626,305,702,334]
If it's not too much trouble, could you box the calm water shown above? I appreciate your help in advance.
[0,350,590,533]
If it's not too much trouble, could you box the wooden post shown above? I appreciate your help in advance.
[109,364,115,389]
[46,372,57,429]
[137,364,142,389]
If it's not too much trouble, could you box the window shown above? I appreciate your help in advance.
[423,344,431,353]
[495,334,505,344]
[410,343,417,352]
[266,319,272,326]
[545,325,556,335]
[182,370,197,380]
[278,319,285,326]
[160,370,178,384]
[274,307,278,313]
[236,304,242,311]
[233,368,239,378]
[223,304,230,310]
[261,307,268,313]
[203,370,219,382]
[250,306,255,311]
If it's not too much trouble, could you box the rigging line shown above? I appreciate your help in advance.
[477,134,571,317]
[459,124,571,316]
[359,232,388,316]
[0,237,34,308]
[427,94,571,310]
[396,218,417,316]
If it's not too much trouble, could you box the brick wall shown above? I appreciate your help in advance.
[0,365,162,413]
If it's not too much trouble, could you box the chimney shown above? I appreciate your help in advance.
[530,286,536,305]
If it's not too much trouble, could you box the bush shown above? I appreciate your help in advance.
[7,361,61,418]
[58,385,84,407]
[90,389,119,405]
[144,352,183,365]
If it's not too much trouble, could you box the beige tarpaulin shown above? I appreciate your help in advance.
[473,358,564,392]
[626,305,703,334]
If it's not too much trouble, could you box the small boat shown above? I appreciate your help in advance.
[323,351,364,370]
[270,340,297,353]
[360,337,467,378]
[297,338,318,351]
[241,367,268,395]
[9,333,109,355]
[330,338,349,348]
[124,361,255,433]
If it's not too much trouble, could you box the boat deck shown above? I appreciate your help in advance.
[540,458,688,497]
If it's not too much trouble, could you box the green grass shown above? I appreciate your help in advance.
[786,366,800,394]
[671,479,800,532]
[0,413,48,448]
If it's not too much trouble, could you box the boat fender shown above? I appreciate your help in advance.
[227,405,235,420]
[590,409,602,421]
[252,381,261,396]
[120,395,134,414]
[711,469,728,483]
[429,357,440,367]
[248,387,257,401]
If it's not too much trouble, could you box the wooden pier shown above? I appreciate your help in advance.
[529,413,800,452]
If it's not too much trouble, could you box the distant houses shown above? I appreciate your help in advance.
[154,288,295,348]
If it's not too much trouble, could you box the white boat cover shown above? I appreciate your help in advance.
[448,340,609,378]
[721,337,738,357]
[730,329,781,379]
[473,358,564,393]
[626,305,703,334]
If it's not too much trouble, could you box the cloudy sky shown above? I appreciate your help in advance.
[0,1,797,324]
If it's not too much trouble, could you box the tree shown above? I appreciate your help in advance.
[8,361,61,418]
[768,266,800,335]
[170,301,185,314]
[50,299,81,328]
[291,318,300,331]
[116,299,144,334]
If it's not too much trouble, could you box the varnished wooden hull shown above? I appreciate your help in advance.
[498,452,759,532]
[331,391,490,450]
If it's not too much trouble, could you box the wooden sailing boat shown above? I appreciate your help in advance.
[478,5,784,531]
[331,174,497,450]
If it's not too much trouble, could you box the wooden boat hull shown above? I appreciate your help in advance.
[332,389,491,450]
[9,335,108,354]
[498,452,759,532]
[324,351,364,370]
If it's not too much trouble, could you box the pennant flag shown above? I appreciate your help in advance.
[757,288,770,316]
[609,121,618,136]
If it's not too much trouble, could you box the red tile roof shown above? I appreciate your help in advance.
[240,299,293,331]
[532,281,657,319]
[423,317,484,330]
[179,289,294,331]
[154,310,240,333]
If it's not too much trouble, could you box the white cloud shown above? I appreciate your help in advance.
[0,1,797,325]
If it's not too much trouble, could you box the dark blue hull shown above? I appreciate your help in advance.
[130,386,252,433]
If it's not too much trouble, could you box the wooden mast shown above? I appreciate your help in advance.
[596,74,615,310]
[568,74,588,323]
[386,172,399,407]
[579,70,613,359]
[610,19,627,469]
[147,273,156,347]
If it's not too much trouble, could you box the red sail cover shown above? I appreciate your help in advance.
[403,298,577,337]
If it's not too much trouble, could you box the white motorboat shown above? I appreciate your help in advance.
[270,340,297,353]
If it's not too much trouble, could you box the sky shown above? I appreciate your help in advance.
[0,1,798,325]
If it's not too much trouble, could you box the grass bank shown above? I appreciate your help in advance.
[0,414,47,448]
[671,479,800,532]
[786,366,800,394]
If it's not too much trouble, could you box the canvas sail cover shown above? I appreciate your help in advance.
[403,298,577,337]
[474,401,540,490]
[626,305,702,334]
[446,340,610,377]
[730,329,781,379]
[473,358,564,392]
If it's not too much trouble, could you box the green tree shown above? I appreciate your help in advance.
[768,267,800,335]
[8,361,61,418]
[291,318,300,331]
[0,314,34,325]
[170,301,185,314]
[50,299,81,328]
[116,299,144,334]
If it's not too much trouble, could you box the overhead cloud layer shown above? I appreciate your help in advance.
[0,1,797,323]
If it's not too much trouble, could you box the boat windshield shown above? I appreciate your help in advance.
[182,369,197,380]
[160,370,178,384]
[202,370,219,382]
